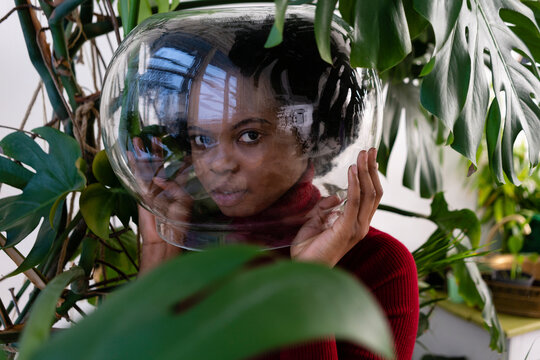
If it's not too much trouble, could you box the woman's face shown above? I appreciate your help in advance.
[187,68,308,217]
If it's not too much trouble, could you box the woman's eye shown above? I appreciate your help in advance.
[239,131,261,144]
[192,135,215,148]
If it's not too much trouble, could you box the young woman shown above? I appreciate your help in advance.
[124,9,419,359]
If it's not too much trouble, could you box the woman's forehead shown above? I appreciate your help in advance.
[188,67,279,125]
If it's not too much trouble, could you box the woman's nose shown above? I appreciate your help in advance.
[209,145,239,175]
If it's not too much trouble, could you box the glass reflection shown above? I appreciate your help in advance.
[101,6,382,249]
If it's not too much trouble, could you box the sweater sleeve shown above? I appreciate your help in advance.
[336,227,419,360]
[251,228,418,360]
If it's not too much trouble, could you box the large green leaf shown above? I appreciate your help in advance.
[428,193,481,247]
[501,5,540,61]
[453,252,505,352]
[0,155,33,190]
[379,81,443,198]
[18,267,85,360]
[411,192,503,350]
[418,2,471,138]
[29,246,393,360]
[3,201,64,278]
[339,0,412,71]
[80,184,136,240]
[98,229,138,287]
[413,0,463,52]
[79,184,117,240]
[418,0,540,183]
[264,0,288,48]
[402,0,429,40]
[314,0,338,64]
[0,127,86,246]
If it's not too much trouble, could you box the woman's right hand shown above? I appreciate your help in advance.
[127,136,192,273]
[138,205,181,273]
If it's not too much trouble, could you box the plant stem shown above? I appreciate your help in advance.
[89,273,137,289]
[0,234,47,290]
[14,288,39,325]
[0,298,13,329]
[39,0,81,110]
[55,212,83,275]
[14,0,70,121]
[68,18,119,57]
[378,203,430,219]
[126,0,140,36]
[79,0,93,24]
[48,0,86,25]
[104,0,121,44]
[95,259,131,282]
[109,224,139,271]
[5,280,30,315]
[55,291,84,318]
[0,4,40,24]
[20,81,43,130]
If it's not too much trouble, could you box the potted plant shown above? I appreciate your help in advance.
[1,0,538,358]
[474,142,540,317]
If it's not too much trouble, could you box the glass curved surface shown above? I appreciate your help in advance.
[101,5,382,250]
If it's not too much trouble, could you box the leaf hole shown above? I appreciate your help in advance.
[482,48,492,68]
[0,183,23,196]
[512,131,532,182]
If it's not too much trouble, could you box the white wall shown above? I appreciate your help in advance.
[0,2,50,315]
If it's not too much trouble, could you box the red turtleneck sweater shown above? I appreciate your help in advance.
[255,227,419,360]
[192,164,419,359]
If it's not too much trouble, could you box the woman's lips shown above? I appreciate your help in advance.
[210,189,247,207]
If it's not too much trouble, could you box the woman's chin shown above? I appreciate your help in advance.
[216,201,264,218]
[218,206,255,218]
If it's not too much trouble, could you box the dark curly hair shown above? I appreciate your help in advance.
[138,8,371,174]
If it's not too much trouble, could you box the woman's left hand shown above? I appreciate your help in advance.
[290,148,382,267]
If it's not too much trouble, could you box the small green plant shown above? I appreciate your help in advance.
[476,142,540,255]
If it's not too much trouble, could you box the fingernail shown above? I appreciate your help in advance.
[362,151,368,161]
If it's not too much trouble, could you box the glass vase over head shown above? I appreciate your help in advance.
[100,5,382,250]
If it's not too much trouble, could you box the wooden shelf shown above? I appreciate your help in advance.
[438,298,540,338]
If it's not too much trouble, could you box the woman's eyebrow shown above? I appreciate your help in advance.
[231,118,272,130]
[187,125,211,134]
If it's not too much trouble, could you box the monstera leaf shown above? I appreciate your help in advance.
[378,81,445,198]
[17,267,85,360]
[300,0,539,194]
[417,0,540,184]
[0,127,86,246]
[25,246,393,360]
[339,0,412,71]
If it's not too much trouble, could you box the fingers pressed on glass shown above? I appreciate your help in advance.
[368,148,383,218]
[357,150,376,225]
[318,195,342,210]
[151,136,163,157]
[131,137,152,176]
[130,136,164,199]
[343,163,360,227]
[127,150,151,197]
